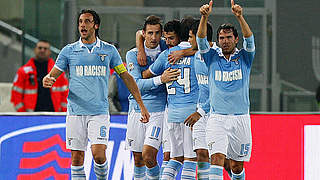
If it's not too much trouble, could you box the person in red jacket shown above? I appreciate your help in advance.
[11,40,68,112]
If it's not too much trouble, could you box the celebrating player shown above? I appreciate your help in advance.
[43,9,149,180]
[196,0,255,179]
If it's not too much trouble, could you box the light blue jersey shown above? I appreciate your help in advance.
[149,42,199,123]
[194,51,210,115]
[55,38,124,115]
[126,40,167,113]
[196,35,255,115]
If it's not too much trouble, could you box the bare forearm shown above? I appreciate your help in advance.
[182,48,197,57]
[197,15,208,38]
[120,72,145,107]
[236,15,252,38]
[136,30,144,52]
[49,67,63,79]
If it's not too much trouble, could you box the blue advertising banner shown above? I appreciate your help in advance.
[0,114,165,180]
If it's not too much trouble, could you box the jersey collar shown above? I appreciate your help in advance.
[178,41,191,48]
[217,47,240,62]
[78,37,101,53]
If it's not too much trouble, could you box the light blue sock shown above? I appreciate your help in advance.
[94,160,108,180]
[160,159,183,180]
[231,169,245,180]
[181,160,197,180]
[197,162,209,180]
[71,165,86,180]
[134,165,146,180]
[160,161,168,178]
[209,165,223,180]
[146,164,160,179]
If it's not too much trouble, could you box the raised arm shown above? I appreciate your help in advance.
[231,0,252,38]
[136,30,147,66]
[197,0,213,39]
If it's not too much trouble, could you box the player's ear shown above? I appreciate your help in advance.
[142,30,146,37]
[235,36,239,43]
[94,24,99,30]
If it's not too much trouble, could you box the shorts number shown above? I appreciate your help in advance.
[240,143,250,156]
[166,67,191,94]
[151,126,161,138]
[100,126,107,137]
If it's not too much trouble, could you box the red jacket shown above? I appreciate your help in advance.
[11,58,69,112]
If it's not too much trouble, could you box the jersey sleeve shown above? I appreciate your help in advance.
[242,35,256,67]
[196,36,211,54]
[126,51,159,92]
[55,46,70,72]
[149,50,167,75]
[110,45,126,74]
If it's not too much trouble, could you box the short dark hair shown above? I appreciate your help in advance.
[143,15,162,32]
[216,23,238,41]
[180,17,195,41]
[190,20,213,42]
[77,9,101,37]
[164,19,181,38]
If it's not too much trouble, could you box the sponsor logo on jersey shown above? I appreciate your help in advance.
[75,65,107,77]
[215,69,242,82]
[196,74,208,85]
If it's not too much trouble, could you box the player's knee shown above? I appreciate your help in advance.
[71,151,84,166]
[230,161,244,174]
[211,153,225,166]
[196,149,209,162]
[93,155,106,164]
[142,152,156,167]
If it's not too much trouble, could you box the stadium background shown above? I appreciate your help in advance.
[0,0,319,179]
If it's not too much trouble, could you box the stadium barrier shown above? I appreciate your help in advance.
[0,112,319,179]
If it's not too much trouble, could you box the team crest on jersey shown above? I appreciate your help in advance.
[231,57,240,64]
[99,54,108,61]
[128,63,134,71]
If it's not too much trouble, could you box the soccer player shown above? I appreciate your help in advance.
[184,19,214,180]
[125,15,181,179]
[186,19,233,180]
[42,9,149,180]
[143,17,199,180]
[196,0,255,179]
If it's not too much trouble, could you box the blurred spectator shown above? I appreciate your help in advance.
[316,85,320,108]
[108,42,130,113]
[11,40,68,112]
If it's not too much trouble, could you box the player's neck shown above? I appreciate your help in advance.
[81,36,97,44]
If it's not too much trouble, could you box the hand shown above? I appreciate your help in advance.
[184,112,202,127]
[200,0,213,17]
[168,50,183,64]
[137,50,147,66]
[231,0,242,17]
[160,68,181,83]
[42,75,56,88]
[140,106,150,123]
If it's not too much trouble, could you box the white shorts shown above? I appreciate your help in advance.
[206,113,252,162]
[162,109,171,153]
[66,115,110,151]
[192,114,209,151]
[125,110,164,152]
[168,122,196,158]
